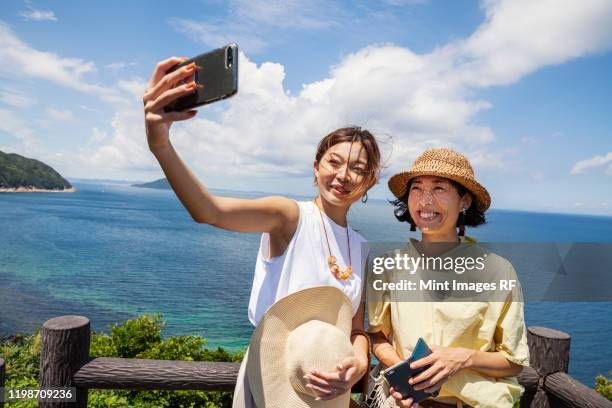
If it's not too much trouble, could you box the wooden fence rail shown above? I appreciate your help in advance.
[74,358,238,391]
[5,315,612,407]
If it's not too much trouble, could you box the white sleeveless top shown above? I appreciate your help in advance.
[248,201,369,326]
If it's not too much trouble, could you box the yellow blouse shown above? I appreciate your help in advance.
[367,239,530,408]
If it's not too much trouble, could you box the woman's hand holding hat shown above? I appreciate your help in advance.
[304,355,367,400]
[246,287,354,408]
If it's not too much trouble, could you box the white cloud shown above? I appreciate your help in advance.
[5,0,612,188]
[0,107,35,140]
[79,104,103,113]
[168,18,269,54]
[105,62,137,72]
[169,0,343,54]
[45,107,74,121]
[84,108,156,175]
[0,24,125,104]
[116,78,147,100]
[571,152,612,175]
[380,0,429,5]
[229,0,339,30]
[0,87,35,108]
[19,6,57,22]
[520,137,537,145]
[450,0,612,87]
[33,108,149,180]
[81,0,612,181]
[466,148,512,171]
[90,127,108,142]
[84,47,496,179]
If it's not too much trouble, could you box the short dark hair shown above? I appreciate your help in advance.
[391,178,486,227]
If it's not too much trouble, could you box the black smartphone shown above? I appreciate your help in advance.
[164,43,239,112]
[382,338,439,402]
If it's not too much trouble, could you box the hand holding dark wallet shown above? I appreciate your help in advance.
[382,338,440,403]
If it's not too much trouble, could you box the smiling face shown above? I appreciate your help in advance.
[314,141,369,208]
[407,175,472,240]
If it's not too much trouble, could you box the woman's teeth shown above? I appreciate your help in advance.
[420,212,438,220]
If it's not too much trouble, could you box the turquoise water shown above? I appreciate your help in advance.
[1,182,611,385]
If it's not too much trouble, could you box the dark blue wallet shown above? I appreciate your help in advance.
[382,338,439,402]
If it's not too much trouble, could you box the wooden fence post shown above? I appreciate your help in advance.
[40,316,90,407]
[1,357,5,408]
[522,326,571,408]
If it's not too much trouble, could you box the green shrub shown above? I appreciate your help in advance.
[1,332,41,408]
[102,313,164,358]
[595,373,612,401]
[1,314,243,408]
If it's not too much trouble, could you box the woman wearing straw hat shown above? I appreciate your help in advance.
[367,148,529,408]
[143,57,381,407]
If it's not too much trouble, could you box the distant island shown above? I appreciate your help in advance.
[0,151,74,193]
[132,178,171,190]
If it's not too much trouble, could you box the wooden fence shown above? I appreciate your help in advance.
[0,356,5,408]
[2,315,611,407]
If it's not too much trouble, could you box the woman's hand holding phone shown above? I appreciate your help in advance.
[143,56,199,153]
[409,345,473,394]
[389,387,419,408]
[388,345,472,407]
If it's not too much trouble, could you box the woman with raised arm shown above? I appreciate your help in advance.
[143,57,382,407]
[368,148,529,408]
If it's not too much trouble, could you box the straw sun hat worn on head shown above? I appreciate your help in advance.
[388,148,491,212]
[246,286,354,408]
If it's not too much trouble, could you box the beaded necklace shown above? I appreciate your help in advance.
[314,198,352,280]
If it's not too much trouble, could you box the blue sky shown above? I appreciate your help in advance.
[1,0,611,215]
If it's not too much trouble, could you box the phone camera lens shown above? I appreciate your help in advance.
[228,53,233,61]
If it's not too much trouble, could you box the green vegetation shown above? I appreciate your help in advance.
[1,314,243,407]
[3,315,610,406]
[595,374,612,401]
[0,150,72,190]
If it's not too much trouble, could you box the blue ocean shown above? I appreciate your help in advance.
[1,182,611,386]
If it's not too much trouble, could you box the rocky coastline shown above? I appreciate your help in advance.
[0,186,76,193]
